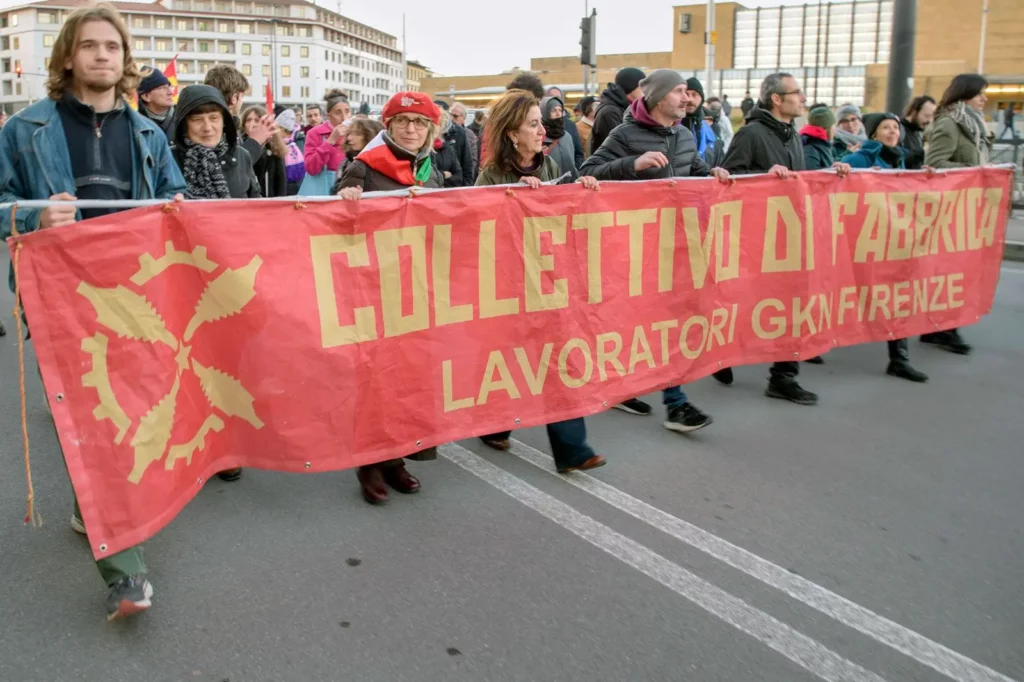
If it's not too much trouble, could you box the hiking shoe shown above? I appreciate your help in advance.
[105,575,153,622]
[71,513,87,535]
[887,361,929,383]
[805,356,825,364]
[664,403,713,433]
[765,379,818,405]
[921,330,972,355]
[712,368,734,385]
[557,455,607,474]
[614,398,652,416]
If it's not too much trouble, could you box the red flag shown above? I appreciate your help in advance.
[164,54,179,103]
[265,81,274,114]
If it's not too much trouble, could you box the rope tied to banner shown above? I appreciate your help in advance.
[9,205,42,527]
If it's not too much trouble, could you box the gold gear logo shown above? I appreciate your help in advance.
[78,242,264,484]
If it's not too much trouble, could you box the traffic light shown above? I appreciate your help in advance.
[579,11,596,67]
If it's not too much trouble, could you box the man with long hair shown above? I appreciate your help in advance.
[0,2,184,621]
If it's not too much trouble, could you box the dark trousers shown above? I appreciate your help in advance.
[888,338,910,361]
[486,417,595,469]
[768,361,799,380]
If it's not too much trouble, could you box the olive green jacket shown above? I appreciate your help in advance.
[924,115,988,169]
[475,155,562,186]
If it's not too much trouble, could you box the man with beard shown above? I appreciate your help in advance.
[205,64,275,164]
[682,77,717,162]
[900,95,936,170]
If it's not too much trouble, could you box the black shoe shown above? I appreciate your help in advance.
[712,368,733,385]
[0,319,6,337]
[614,398,652,416]
[105,575,153,621]
[887,361,928,383]
[664,402,713,433]
[216,468,243,482]
[765,378,818,405]
[921,330,972,355]
[805,356,825,365]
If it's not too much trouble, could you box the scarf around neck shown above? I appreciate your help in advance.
[356,131,433,186]
[182,138,231,200]
[944,101,987,158]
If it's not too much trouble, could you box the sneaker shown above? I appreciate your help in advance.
[216,467,243,482]
[804,356,825,365]
[71,513,87,535]
[921,330,972,355]
[712,368,734,385]
[557,455,607,474]
[664,403,713,433]
[105,575,153,622]
[613,398,652,416]
[765,378,818,405]
[886,361,929,383]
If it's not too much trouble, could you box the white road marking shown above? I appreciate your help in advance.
[1000,266,1024,276]
[441,443,890,682]
[504,438,1018,682]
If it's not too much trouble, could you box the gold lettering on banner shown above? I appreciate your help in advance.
[804,195,815,271]
[753,299,786,339]
[616,209,658,297]
[830,193,858,266]
[432,224,473,326]
[838,286,858,324]
[651,319,679,365]
[628,325,656,374]
[708,307,729,350]
[931,190,960,255]
[912,191,940,257]
[792,297,817,337]
[893,282,911,318]
[311,234,378,347]
[979,188,1003,247]
[658,208,676,293]
[478,220,520,319]
[679,315,709,360]
[524,216,569,312]
[682,201,742,289]
[572,212,615,304]
[596,332,626,381]
[886,192,915,261]
[868,284,892,321]
[762,197,802,273]
[514,344,554,396]
[947,272,965,308]
[375,226,430,338]
[442,359,475,412]
[855,193,888,263]
[558,338,593,388]
[477,350,521,404]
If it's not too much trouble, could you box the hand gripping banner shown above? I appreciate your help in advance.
[8,167,1011,558]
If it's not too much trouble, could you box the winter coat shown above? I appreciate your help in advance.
[444,123,475,186]
[172,85,261,199]
[433,134,465,187]
[475,154,563,186]
[250,140,288,197]
[577,118,594,157]
[722,104,805,174]
[925,114,987,169]
[336,134,444,192]
[844,140,906,170]
[799,125,834,170]
[544,133,577,180]
[563,116,585,170]
[579,98,710,181]
[591,83,631,155]
[682,110,717,161]
[899,118,926,170]
[138,103,175,140]
[303,120,345,176]
[740,97,755,117]
[462,124,479,177]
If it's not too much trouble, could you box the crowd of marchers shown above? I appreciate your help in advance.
[0,3,997,623]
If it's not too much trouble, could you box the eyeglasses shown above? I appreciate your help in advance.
[839,117,859,125]
[780,89,804,97]
[391,115,429,130]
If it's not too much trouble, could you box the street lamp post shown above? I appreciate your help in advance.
[885,0,916,115]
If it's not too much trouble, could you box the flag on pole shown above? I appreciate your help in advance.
[265,80,274,114]
[165,54,179,104]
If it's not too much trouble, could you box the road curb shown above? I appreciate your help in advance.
[1005,240,1024,263]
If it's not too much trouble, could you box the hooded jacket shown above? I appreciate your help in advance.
[799,125,834,170]
[591,83,632,155]
[540,96,578,180]
[722,104,805,174]
[579,97,710,181]
[899,117,926,170]
[172,85,260,198]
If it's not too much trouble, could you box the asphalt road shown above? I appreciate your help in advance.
[1,247,1022,682]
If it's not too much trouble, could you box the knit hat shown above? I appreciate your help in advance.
[275,108,297,132]
[138,67,170,96]
[615,67,646,95]
[863,112,900,140]
[807,104,836,129]
[639,69,687,110]
[383,92,441,126]
[836,104,862,122]
[685,77,705,105]
[432,99,450,112]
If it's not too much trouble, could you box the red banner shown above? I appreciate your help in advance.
[10,168,1010,558]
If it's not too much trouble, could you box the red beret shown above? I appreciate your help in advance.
[382,92,441,127]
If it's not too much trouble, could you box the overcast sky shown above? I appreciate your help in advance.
[332,0,798,76]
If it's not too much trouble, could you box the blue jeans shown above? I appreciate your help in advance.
[662,386,689,409]
[485,417,595,469]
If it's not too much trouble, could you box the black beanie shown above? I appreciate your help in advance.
[615,67,646,95]
[864,112,900,140]
[137,68,170,96]
[686,77,705,105]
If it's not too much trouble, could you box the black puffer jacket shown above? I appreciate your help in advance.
[900,117,926,170]
[336,134,444,192]
[722,104,805,174]
[172,84,260,198]
[579,100,710,180]
[590,83,631,155]
[443,124,474,186]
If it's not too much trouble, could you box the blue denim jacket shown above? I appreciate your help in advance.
[0,96,185,290]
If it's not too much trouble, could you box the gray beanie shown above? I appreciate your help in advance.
[836,104,862,122]
[640,69,687,110]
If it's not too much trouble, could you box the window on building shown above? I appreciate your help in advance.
[178,61,190,74]
[238,23,252,34]
[15,81,21,96]
[0,58,8,72]
[197,20,211,32]
[0,37,7,51]
[37,10,56,23]
[281,45,290,57]
[10,13,18,27]
[1,81,10,96]
[237,3,251,12]
[199,41,210,52]
[155,18,168,29]
[178,39,192,51]
[301,86,310,98]
[281,85,291,97]
[263,64,270,77]
[216,1,231,12]
[200,62,215,74]
[300,46,309,58]
[43,34,55,47]
[242,43,251,55]
[218,22,230,33]
[281,65,291,77]
[12,37,19,50]
[242,63,252,76]
[262,44,270,56]
[156,39,169,51]
[220,41,234,53]
[177,19,190,31]
[134,38,146,51]
[300,66,309,78]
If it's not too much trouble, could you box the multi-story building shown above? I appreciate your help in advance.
[405,59,432,93]
[0,0,405,113]
[422,0,1024,114]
